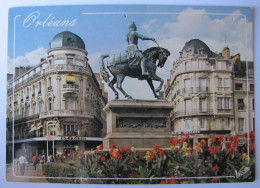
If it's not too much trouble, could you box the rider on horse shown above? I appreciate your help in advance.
[126,22,155,76]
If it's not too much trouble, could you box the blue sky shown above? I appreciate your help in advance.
[8,5,254,99]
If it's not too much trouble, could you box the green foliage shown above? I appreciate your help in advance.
[42,161,78,183]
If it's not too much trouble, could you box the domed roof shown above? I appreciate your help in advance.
[49,31,85,50]
[180,39,216,58]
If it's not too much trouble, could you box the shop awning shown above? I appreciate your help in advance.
[28,125,43,133]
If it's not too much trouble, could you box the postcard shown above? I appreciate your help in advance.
[6,5,255,184]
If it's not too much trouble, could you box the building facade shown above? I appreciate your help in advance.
[6,31,107,161]
[164,39,254,147]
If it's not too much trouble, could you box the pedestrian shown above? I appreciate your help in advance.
[32,154,38,170]
[18,154,28,176]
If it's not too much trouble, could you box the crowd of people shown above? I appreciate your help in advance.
[13,153,51,176]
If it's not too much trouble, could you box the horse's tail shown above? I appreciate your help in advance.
[99,54,110,83]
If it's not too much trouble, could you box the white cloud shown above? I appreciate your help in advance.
[145,8,253,61]
[8,47,47,73]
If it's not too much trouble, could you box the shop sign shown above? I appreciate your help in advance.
[172,131,201,135]
[61,136,83,141]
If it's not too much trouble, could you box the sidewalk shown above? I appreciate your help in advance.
[6,163,48,183]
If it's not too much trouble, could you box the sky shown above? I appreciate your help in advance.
[7,5,254,100]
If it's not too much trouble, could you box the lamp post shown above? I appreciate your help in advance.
[12,14,21,176]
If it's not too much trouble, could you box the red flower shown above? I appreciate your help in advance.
[212,165,219,172]
[120,147,131,153]
[211,137,216,143]
[97,144,103,150]
[228,134,233,141]
[227,147,234,155]
[100,156,106,162]
[77,152,83,157]
[215,145,221,152]
[244,132,248,138]
[159,149,165,157]
[249,131,255,139]
[111,144,116,149]
[209,146,215,154]
[160,180,168,184]
[213,178,219,183]
[170,175,176,184]
[153,145,161,152]
[218,135,224,143]
[225,142,231,148]
[199,139,207,147]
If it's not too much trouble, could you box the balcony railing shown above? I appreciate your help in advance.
[40,110,90,118]
[63,84,79,89]
[48,86,52,91]
[173,109,214,119]
[182,87,193,93]
[196,86,208,92]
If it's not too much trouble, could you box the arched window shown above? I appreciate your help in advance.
[48,98,52,111]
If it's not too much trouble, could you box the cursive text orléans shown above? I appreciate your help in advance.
[23,11,77,28]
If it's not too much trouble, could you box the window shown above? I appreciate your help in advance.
[238,118,244,132]
[253,118,255,131]
[199,98,207,112]
[38,82,42,94]
[185,99,192,114]
[217,98,223,109]
[48,123,56,136]
[238,99,244,110]
[252,99,255,110]
[67,57,73,65]
[48,98,52,111]
[185,119,191,130]
[224,78,229,87]
[64,124,78,136]
[184,79,191,93]
[218,78,223,87]
[198,78,207,92]
[226,118,230,129]
[200,118,206,129]
[235,83,243,91]
[38,103,42,113]
[224,98,230,109]
[250,84,254,91]
[65,97,76,110]
[218,61,226,69]
[32,103,36,114]
[48,77,52,91]
[27,88,29,98]
[48,77,52,87]
[32,85,35,96]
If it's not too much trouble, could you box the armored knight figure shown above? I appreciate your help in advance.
[126,22,155,76]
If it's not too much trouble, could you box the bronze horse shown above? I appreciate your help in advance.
[99,47,170,99]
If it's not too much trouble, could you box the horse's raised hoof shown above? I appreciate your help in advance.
[155,88,161,93]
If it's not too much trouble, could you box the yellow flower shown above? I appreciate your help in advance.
[181,146,186,152]
[75,145,79,151]
[170,145,175,150]
[185,152,190,157]
[183,142,188,147]
[131,147,136,152]
[242,153,249,161]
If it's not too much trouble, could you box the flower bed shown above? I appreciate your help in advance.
[42,132,255,184]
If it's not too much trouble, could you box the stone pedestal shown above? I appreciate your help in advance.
[103,100,173,149]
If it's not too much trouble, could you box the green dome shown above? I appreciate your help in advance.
[49,31,85,50]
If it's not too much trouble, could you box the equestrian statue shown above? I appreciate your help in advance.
[99,22,170,100]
